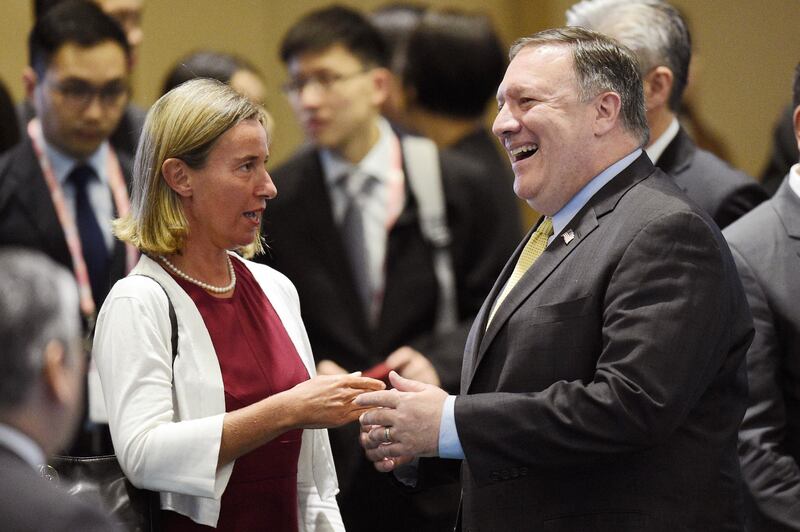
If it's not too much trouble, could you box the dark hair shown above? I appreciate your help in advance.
[566,0,691,112]
[510,27,649,146]
[0,79,20,153]
[370,3,426,74]
[161,50,261,96]
[793,61,800,110]
[280,5,389,68]
[28,0,130,77]
[403,9,506,119]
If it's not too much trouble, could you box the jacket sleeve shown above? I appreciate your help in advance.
[730,244,800,528]
[93,281,229,498]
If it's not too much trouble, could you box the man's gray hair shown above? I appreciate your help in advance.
[510,26,650,146]
[566,0,691,111]
[0,248,80,408]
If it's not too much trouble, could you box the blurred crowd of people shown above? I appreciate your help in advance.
[0,1,798,531]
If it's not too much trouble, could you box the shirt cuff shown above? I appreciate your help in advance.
[438,395,465,459]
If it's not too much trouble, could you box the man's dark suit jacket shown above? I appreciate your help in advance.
[658,126,767,228]
[453,154,752,531]
[724,178,800,532]
[0,136,133,310]
[258,141,520,532]
[0,444,118,532]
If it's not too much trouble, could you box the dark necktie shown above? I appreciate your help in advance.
[68,164,109,309]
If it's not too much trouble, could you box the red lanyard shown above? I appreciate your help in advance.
[27,118,138,319]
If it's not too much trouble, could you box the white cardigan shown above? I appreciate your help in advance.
[92,253,344,530]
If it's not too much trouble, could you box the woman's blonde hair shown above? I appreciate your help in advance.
[114,78,271,258]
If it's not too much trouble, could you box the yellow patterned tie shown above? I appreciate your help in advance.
[487,217,554,327]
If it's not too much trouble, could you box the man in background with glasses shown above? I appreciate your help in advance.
[258,5,520,531]
[0,0,134,456]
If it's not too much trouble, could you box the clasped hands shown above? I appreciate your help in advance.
[355,371,448,473]
[317,347,447,472]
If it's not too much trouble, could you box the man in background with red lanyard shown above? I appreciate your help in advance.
[258,6,521,532]
[0,0,135,455]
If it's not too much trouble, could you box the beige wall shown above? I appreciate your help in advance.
[2,0,798,191]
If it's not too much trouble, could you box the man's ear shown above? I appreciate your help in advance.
[161,158,193,197]
[793,104,800,153]
[643,66,674,111]
[41,339,69,404]
[369,67,392,108]
[593,91,622,136]
[23,67,38,103]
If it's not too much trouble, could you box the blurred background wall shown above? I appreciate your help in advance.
[2,0,798,193]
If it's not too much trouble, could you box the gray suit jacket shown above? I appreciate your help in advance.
[658,126,767,229]
[724,178,800,532]
[0,445,118,532]
[454,154,752,531]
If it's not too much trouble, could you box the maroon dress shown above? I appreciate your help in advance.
[163,258,309,531]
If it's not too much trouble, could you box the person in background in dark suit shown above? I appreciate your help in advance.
[0,0,135,455]
[567,0,767,229]
[259,6,520,531]
[357,26,752,531]
[724,61,800,532]
[0,248,118,532]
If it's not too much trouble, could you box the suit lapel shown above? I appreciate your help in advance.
[11,139,70,263]
[464,153,656,389]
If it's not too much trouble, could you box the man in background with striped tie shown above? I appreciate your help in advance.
[356,27,753,532]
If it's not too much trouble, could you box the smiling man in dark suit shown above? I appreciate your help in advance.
[566,0,767,229]
[724,62,800,532]
[357,27,753,532]
[258,6,520,532]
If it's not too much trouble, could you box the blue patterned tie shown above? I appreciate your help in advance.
[68,164,109,309]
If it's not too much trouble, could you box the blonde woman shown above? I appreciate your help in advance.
[93,78,384,531]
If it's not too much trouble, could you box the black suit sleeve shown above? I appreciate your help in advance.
[456,210,750,485]
[730,243,800,529]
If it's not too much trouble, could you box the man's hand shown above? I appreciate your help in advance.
[385,346,441,387]
[355,371,447,472]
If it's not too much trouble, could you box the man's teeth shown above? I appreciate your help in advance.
[511,144,539,159]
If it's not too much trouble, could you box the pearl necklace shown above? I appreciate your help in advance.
[160,254,236,294]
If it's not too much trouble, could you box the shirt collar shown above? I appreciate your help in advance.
[789,163,800,198]
[43,138,110,187]
[321,117,396,186]
[645,116,680,164]
[550,148,643,243]
[0,423,45,469]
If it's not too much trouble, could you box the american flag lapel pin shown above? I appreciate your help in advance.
[562,229,575,245]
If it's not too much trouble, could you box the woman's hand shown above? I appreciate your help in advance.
[285,373,386,429]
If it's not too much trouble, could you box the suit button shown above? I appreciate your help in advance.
[511,468,519,479]
[520,467,528,476]
[489,471,499,482]
[501,469,510,480]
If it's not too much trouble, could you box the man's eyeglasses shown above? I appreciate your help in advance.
[281,69,367,95]
[47,78,128,109]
